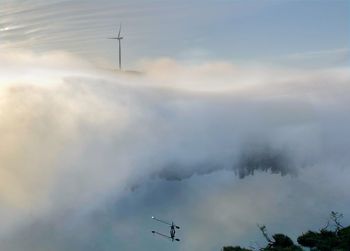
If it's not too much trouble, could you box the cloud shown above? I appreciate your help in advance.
[272,48,350,68]
[0,50,350,250]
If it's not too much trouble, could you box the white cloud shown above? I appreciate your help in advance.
[0,50,350,250]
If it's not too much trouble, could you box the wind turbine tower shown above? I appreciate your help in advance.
[108,24,123,70]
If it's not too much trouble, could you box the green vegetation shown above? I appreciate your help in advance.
[222,212,350,251]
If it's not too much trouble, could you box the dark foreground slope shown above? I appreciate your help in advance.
[223,212,350,251]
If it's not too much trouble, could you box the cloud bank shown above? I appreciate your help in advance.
[0,50,350,251]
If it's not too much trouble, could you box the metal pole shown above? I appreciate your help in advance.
[118,39,122,70]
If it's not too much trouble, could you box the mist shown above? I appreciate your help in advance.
[0,50,350,251]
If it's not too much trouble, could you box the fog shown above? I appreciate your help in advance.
[0,50,349,251]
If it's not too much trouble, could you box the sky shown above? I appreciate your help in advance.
[1,0,349,68]
[0,1,350,251]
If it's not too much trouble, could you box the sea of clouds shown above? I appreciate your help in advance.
[0,50,350,251]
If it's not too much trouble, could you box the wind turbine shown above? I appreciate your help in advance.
[108,24,123,70]
[151,216,180,242]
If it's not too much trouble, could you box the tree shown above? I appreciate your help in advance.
[297,229,338,251]
[297,212,350,251]
[261,233,302,251]
[296,231,319,248]
[337,226,350,249]
[257,225,302,251]
[330,211,343,233]
[221,212,349,251]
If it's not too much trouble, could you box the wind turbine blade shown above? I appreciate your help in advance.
[107,37,118,39]
[118,23,122,38]
[151,231,172,240]
[151,217,172,226]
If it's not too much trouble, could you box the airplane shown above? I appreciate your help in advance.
[151,216,180,242]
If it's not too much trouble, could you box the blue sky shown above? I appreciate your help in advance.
[1,0,349,68]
